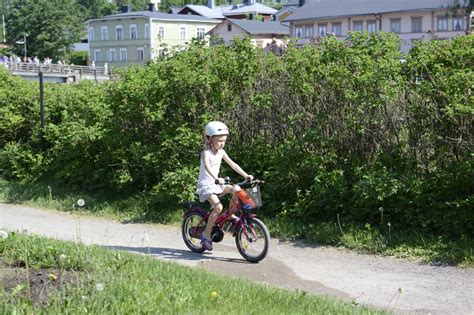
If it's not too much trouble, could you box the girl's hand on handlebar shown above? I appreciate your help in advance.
[215,178,226,185]
[246,175,254,182]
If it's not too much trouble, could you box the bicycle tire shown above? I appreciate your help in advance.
[182,211,206,253]
[235,218,270,263]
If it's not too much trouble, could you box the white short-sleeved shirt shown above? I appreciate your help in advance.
[196,149,225,202]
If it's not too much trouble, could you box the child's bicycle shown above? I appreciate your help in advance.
[182,178,270,263]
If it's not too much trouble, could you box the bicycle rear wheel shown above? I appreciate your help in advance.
[235,218,270,263]
[182,211,206,253]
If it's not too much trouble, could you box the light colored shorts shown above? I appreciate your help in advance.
[196,184,225,203]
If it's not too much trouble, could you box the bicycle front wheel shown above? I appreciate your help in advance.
[235,218,270,263]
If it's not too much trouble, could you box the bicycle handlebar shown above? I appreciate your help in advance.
[215,177,264,186]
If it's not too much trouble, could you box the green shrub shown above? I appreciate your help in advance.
[0,34,472,238]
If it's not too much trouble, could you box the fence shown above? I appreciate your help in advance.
[2,62,110,76]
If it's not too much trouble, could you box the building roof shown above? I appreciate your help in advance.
[224,3,278,16]
[226,19,290,35]
[178,3,278,19]
[285,0,468,22]
[86,10,219,23]
[181,4,228,19]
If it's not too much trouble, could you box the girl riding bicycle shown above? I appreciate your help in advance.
[196,121,253,251]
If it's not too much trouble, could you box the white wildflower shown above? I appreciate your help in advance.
[95,283,105,291]
[0,230,8,239]
[77,199,85,207]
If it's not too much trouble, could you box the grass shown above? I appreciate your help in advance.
[0,232,385,314]
[1,178,472,267]
[0,178,181,224]
[267,218,474,267]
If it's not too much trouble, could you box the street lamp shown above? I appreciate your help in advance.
[15,32,27,59]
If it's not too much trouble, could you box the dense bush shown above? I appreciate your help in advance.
[0,33,472,238]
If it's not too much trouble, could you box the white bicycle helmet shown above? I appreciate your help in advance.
[205,121,229,137]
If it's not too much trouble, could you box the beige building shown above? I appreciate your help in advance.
[208,19,289,48]
[86,5,219,67]
[285,0,471,52]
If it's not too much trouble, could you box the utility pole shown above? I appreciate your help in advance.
[2,14,5,43]
[23,32,27,58]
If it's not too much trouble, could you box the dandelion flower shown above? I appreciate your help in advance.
[96,283,105,291]
[77,199,85,207]
[210,290,218,298]
[0,230,8,239]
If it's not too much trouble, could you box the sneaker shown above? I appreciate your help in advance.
[200,233,213,251]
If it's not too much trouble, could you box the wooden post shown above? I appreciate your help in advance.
[39,71,46,154]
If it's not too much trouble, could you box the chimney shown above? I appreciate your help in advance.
[148,3,155,11]
[121,5,132,13]
[298,0,305,7]
[208,0,214,9]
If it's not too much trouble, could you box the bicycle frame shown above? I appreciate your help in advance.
[183,193,257,240]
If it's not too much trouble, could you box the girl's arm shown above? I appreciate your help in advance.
[223,152,253,180]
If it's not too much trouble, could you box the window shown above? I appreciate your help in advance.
[94,49,101,62]
[295,26,303,38]
[137,48,144,61]
[101,26,108,40]
[411,17,422,33]
[120,48,127,61]
[227,24,232,31]
[158,26,165,39]
[366,20,377,33]
[89,27,94,41]
[437,16,448,31]
[332,23,342,36]
[116,25,123,40]
[304,25,313,38]
[318,24,327,37]
[144,23,150,39]
[390,19,401,33]
[108,49,116,62]
[180,26,186,39]
[353,21,363,32]
[453,17,463,30]
[197,27,205,39]
[130,24,137,39]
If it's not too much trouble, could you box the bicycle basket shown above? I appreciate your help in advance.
[236,185,263,210]
[245,185,263,208]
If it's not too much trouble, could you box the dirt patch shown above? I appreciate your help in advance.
[1,259,79,307]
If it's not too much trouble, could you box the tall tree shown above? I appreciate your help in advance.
[77,0,117,20]
[6,0,83,59]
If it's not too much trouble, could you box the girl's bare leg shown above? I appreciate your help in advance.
[203,194,222,240]
[203,185,242,240]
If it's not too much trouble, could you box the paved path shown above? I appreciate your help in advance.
[1,203,473,314]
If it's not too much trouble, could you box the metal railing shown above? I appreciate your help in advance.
[2,62,110,76]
